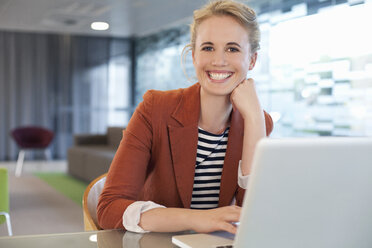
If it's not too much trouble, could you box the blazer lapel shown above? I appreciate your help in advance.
[219,109,244,206]
[168,84,200,208]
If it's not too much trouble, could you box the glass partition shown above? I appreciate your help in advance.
[135,0,372,137]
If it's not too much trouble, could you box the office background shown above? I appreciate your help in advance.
[0,0,371,161]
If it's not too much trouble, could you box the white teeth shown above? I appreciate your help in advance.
[208,72,232,80]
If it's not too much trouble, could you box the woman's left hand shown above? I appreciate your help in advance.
[230,78,266,177]
[230,78,263,121]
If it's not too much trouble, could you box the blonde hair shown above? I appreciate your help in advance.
[181,0,260,80]
[190,0,260,53]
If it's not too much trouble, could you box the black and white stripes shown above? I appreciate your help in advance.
[190,127,229,209]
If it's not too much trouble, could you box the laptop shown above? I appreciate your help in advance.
[172,137,372,248]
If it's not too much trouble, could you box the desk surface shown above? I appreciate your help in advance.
[0,229,181,248]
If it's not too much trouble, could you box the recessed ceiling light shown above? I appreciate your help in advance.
[91,22,109,31]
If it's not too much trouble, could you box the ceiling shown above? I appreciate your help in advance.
[0,0,206,38]
[0,0,289,38]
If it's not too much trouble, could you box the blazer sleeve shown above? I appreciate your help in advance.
[264,110,274,136]
[97,91,154,229]
[235,111,274,206]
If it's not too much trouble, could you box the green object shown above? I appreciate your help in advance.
[0,167,9,224]
[34,173,89,206]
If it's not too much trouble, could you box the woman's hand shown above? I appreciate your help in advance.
[230,78,266,177]
[230,78,262,121]
[189,206,241,234]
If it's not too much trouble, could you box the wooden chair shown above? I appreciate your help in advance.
[82,173,107,231]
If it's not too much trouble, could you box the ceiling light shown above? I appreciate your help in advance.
[91,22,109,31]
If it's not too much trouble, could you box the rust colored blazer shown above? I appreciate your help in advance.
[97,83,273,229]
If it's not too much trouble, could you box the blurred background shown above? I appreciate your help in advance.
[1,0,372,237]
[0,0,371,161]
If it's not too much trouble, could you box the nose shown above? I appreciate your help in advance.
[211,50,227,66]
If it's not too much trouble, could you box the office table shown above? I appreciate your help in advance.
[0,229,182,248]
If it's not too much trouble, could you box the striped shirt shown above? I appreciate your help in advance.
[190,127,229,209]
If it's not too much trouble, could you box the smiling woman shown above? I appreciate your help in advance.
[97,0,273,234]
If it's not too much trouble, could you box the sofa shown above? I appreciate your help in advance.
[67,127,124,182]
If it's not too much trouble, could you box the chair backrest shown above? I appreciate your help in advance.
[82,173,107,231]
[0,167,9,224]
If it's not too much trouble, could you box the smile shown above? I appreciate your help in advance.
[208,71,233,81]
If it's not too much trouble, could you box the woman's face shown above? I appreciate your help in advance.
[192,15,257,97]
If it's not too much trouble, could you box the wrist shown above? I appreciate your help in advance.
[242,111,264,125]
[187,209,198,231]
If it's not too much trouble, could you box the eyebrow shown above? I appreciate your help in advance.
[227,42,241,48]
[200,42,213,46]
[200,41,242,48]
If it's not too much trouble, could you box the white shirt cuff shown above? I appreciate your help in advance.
[238,160,249,189]
[123,201,166,233]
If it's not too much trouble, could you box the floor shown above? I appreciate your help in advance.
[0,160,85,237]
[0,160,67,175]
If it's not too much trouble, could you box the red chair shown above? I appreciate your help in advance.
[10,126,54,177]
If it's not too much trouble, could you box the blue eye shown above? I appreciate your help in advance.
[202,46,213,51]
[227,47,239,52]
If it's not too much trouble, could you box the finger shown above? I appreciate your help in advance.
[218,222,238,234]
[229,93,236,111]
[246,78,254,84]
